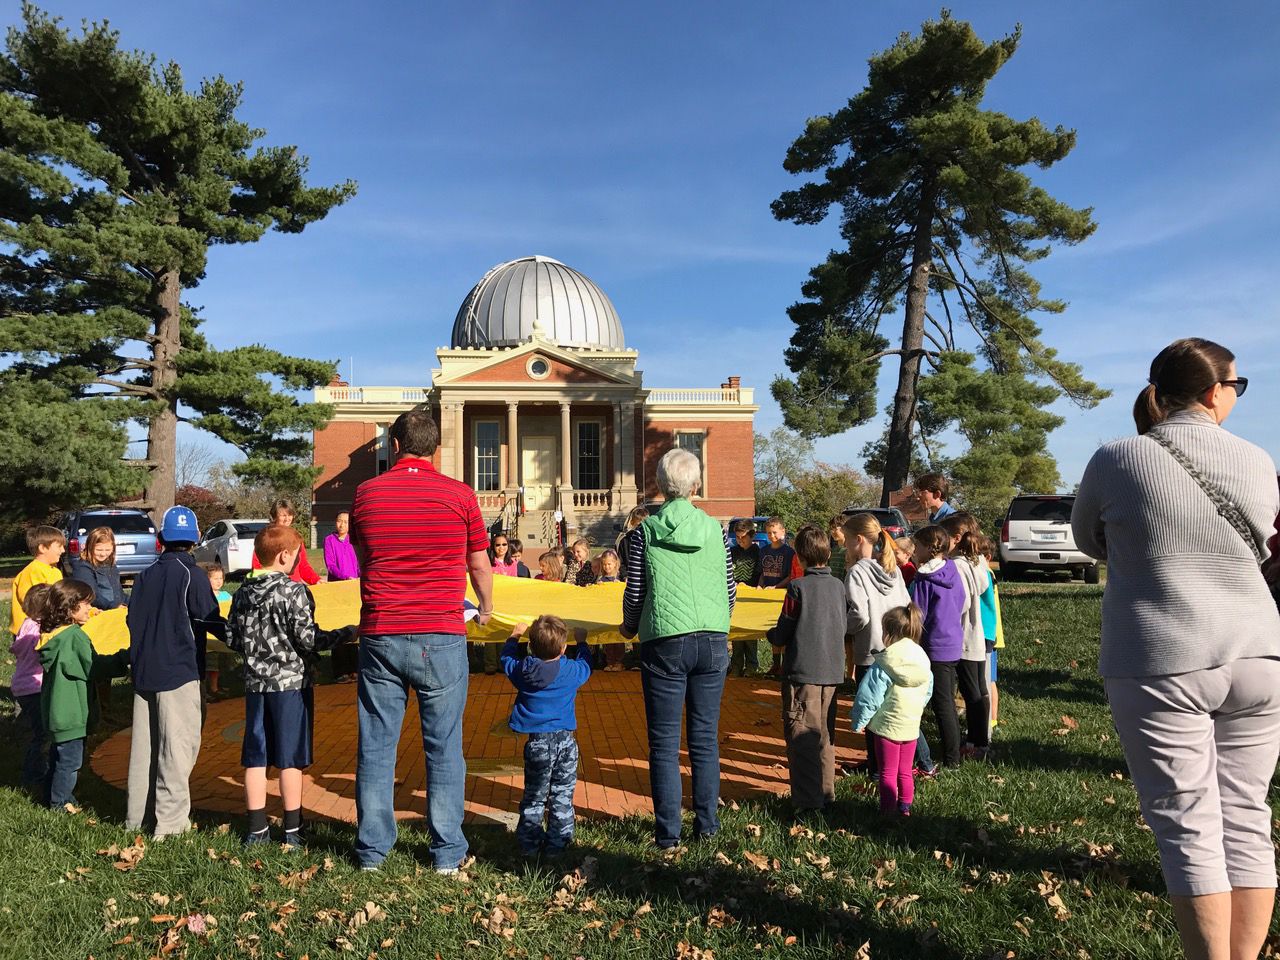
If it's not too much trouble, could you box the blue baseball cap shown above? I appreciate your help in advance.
[160,506,200,543]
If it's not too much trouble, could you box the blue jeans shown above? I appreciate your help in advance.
[640,632,729,847]
[915,732,935,772]
[355,633,469,869]
[46,737,84,809]
[517,730,579,854]
[17,693,47,788]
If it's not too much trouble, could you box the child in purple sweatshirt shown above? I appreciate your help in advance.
[909,526,969,768]
[10,582,54,793]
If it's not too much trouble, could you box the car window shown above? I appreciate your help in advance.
[206,522,226,539]
[81,513,155,535]
[234,522,269,539]
[1008,498,1074,523]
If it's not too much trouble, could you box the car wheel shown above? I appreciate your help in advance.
[1083,564,1101,585]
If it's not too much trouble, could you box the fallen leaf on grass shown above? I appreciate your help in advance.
[97,837,146,872]
[674,941,715,959]
[874,893,920,914]
[278,864,320,890]
[478,903,517,939]
[742,850,772,871]
[706,905,735,928]
[632,902,652,918]
[745,823,762,838]
[853,941,872,959]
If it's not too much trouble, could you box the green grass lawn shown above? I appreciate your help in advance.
[0,586,1274,959]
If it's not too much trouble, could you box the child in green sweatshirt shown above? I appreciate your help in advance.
[38,580,130,809]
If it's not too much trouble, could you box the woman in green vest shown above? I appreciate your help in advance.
[620,448,735,848]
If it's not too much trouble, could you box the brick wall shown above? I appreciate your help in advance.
[312,417,442,529]
[313,421,377,525]
[643,418,755,521]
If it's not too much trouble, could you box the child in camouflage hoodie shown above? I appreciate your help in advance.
[226,526,356,847]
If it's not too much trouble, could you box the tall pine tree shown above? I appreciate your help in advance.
[0,5,356,519]
[771,12,1106,505]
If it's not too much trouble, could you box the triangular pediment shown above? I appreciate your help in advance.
[434,338,638,387]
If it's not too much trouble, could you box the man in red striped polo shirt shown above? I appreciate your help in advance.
[350,408,493,872]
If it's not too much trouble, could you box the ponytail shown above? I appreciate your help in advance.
[842,512,897,574]
[1135,338,1235,435]
[938,512,982,565]
[1132,383,1167,436]
[953,531,981,565]
[877,529,899,575]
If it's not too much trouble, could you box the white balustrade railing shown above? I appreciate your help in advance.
[646,387,753,405]
[315,386,429,404]
[572,489,612,509]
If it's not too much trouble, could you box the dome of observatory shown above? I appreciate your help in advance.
[450,255,625,350]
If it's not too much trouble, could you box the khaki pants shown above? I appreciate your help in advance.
[126,680,203,837]
[782,682,838,810]
[1105,657,1280,897]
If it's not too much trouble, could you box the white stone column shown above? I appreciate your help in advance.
[558,400,577,535]
[559,401,573,489]
[610,401,624,510]
[505,401,519,492]
[454,400,466,482]
[619,400,639,511]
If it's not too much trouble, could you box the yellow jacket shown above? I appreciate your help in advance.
[11,560,61,635]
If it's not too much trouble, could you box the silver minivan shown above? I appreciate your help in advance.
[998,495,1100,583]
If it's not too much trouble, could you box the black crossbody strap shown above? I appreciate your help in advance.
[1147,431,1264,564]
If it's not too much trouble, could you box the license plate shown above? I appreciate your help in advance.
[117,543,136,555]
[1034,532,1066,542]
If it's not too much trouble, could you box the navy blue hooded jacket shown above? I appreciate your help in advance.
[126,550,220,692]
[500,637,592,733]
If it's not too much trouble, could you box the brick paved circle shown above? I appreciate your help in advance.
[90,675,867,826]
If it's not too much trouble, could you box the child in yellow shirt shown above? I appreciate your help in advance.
[10,526,65,636]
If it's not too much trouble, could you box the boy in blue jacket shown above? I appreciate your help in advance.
[502,615,592,856]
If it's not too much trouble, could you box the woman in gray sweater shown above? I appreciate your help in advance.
[1072,337,1280,960]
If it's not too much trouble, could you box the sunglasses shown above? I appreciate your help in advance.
[1220,378,1249,396]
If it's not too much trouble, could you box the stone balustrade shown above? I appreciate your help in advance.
[647,387,753,405]
[315,386,429,404]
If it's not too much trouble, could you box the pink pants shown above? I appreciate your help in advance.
[870,732,915,814]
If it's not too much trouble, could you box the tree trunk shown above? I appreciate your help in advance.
[880,185,936,507]
[144,267,181,517]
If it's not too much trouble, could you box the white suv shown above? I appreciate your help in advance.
[999,495,1099,583]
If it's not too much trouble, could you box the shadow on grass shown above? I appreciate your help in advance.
[1000,668,1108,706]
[991,736,1128,777]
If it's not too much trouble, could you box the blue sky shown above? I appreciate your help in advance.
[14,1,1280,484]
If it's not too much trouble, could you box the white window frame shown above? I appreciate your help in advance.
[574,418,605,490]
[675,430,708,497]
[474,420,502,492]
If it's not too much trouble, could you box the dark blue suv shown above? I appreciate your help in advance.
[60,507,160,578]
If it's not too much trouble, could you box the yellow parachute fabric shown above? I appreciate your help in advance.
[82,577,786,655]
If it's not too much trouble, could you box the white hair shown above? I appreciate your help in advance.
[656,448,701,499]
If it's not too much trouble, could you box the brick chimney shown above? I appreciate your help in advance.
[328,373,349,387]
[727,376,741,388]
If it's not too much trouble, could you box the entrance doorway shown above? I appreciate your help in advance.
[521,436,557,511]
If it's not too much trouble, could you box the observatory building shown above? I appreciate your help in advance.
[311,256,758,546]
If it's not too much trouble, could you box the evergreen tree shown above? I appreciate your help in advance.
[771,11,1106,505]
[0,5,356,519]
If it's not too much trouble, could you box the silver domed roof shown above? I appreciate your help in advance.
[450,256,625,350]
